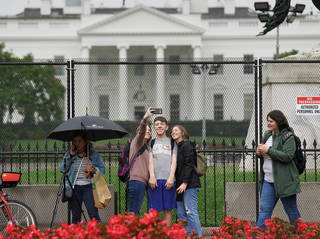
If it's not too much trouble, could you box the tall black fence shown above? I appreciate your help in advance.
[1,58,320,226]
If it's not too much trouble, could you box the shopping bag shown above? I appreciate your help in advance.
[92,173,112,209]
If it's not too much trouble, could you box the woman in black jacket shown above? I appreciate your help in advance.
[171,125,202,236]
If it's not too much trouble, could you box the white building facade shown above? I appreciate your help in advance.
[1,0,319,121]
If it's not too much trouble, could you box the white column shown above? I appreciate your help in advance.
[155,44,166,115]
[192,45,203,120]
[78,45,91,116]
[117,45,129,120]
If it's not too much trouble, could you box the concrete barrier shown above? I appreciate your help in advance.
[225,182,320,223]
[3,184,115,228]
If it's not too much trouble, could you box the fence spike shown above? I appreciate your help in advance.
[45,141,48,151]
[202,140,206,149]
[107,142,111,150]
[252,140,256,148]
[27,143,31,151]
[36,141,39,151]
[303,139,307,149]
[117,140,120,149]
[313,139,317,149]
[242,139,246,148]
[53,142,57,151]
[18,143,22,152]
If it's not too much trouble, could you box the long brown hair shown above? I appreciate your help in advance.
[172,125,189,140]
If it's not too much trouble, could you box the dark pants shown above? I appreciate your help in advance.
[127,180,146,214]
[69,184,100,224]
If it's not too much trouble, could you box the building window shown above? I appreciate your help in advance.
[54,55,65,76]
[66,0,81,7]
[169,55,180,76]
[170,94,180,122]
[134,106,145,121]
[214,94,224,121]
[243,54,254,74]
[134,55,145,76]
[244,93,254,120]
[97,58,108,76]
[213,54,224,74]
[99,95,109,119]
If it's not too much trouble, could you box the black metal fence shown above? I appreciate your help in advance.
[1,58,320,226]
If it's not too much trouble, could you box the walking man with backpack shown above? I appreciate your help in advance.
[148,116,177,226]
[124,108,153,214]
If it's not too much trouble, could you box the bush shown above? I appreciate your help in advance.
[211,216,320,238]
[1,209,200,239]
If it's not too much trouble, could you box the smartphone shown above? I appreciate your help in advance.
[150,108,162,114]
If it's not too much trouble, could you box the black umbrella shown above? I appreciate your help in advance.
[47,115,128,141]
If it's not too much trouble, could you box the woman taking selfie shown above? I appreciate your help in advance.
[60,132,105,224]
[171,125,202,236]
[256,110,301,227]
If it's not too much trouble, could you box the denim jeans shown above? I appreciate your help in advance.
[176,188,202,236]
[257,180,301,227]
[127,180,146,214]
[70,184,100,224]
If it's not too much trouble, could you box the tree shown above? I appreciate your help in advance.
[0,43,65,126]
[274,49,299,59]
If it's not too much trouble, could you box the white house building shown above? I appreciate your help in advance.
[0,0,319,121]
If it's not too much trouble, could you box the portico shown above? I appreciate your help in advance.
[76,5,204,120]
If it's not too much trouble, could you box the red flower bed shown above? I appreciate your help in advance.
[211,216,320,239]
[1,212,320,239]
[0,209,199,239]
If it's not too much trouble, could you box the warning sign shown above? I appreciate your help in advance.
[296,97,320,115]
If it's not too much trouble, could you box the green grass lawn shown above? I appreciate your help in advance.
[17,165,319,227]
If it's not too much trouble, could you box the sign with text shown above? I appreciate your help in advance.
[296,97,320,115]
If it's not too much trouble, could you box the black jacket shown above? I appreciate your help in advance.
[175,140,201,201]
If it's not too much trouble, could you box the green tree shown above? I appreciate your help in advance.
[0,43,65,125]
[274,49,299,59]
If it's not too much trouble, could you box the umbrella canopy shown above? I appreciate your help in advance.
[47,116,128,141]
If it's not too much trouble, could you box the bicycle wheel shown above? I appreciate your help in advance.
[0,200,37,232]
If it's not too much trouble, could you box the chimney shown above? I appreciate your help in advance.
[182,0,190,15]
[40,0,51,15]
[224,0,235,15]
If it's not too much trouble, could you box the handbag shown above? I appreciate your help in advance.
[61,157,84,203]
[61,183,73,202]
[91,173,112,209]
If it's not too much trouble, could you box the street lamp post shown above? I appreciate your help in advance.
[254,2,305,59]
[191,63,220,144]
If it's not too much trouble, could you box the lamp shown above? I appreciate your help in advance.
[257,12,270,22]
[190,64,201,74]
[286,13,296,23]
[208,64,221,75]
[254,2,270,11]
[294,4,305,13]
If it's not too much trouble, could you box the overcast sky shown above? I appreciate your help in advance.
[0,0,317,16]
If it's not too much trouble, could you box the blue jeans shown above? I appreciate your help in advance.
[177,188,202,236]
[127,180,146,214]
[257,181,301,227]
[70,184,100,224]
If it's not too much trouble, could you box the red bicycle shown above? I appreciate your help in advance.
[0,172,37,232]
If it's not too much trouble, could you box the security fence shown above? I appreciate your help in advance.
[1,58,320,227]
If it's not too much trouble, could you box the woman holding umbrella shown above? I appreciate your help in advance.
[60,132,105,224]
